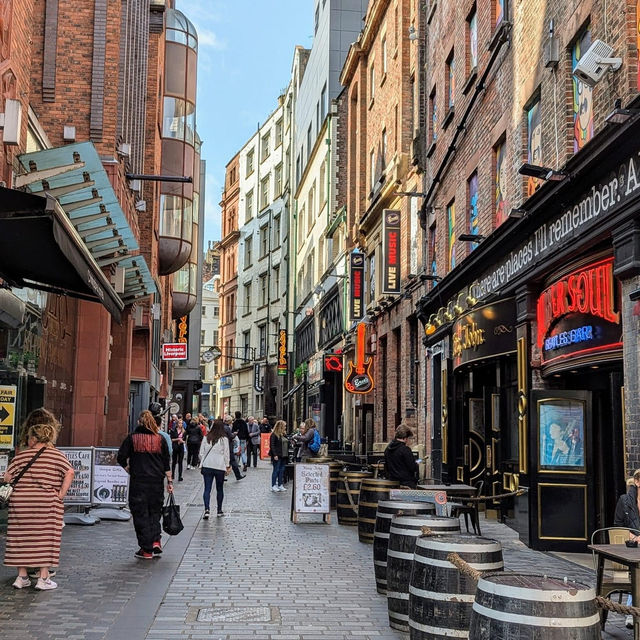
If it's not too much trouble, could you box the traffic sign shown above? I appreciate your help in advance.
[162,343,188,360]
[0,385,17,449]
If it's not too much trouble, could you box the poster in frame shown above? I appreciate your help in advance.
[538,398,586,473]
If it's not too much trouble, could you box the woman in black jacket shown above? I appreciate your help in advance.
[185,420,203,469]
[269,420,288,492]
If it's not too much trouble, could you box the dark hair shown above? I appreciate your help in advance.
[235,410,242,419]
[395,425,414,440]
[207,419,226,444]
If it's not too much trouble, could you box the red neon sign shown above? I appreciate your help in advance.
[324,354,343,373]
[536,257,620,349]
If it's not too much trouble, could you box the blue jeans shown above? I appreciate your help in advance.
[271,458,285,486]
[239,439,247,466]
[202,468,225,513]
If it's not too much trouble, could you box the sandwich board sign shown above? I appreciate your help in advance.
[290,463,330,524]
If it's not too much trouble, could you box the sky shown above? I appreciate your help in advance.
[177,0,315,247]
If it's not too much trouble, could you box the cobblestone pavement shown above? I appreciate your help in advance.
[0,461,634,639]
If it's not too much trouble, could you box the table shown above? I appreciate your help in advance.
[417,483,476,496]
[589,543,640,638]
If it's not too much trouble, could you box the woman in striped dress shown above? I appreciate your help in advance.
[3,409,74,590]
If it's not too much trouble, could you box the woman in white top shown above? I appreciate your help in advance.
[199,419,230,518]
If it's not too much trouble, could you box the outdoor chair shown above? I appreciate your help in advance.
[450,480,484,536]
[591,526,640,630]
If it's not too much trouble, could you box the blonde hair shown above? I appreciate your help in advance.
[273,420,287,438]
[19,408,61,447]
[304,418,316,431]
[139,410,159,434]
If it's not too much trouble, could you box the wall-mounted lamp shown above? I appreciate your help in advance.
[518,163,567,182]
[420,274,442,282]
[605,99,640,125]
[453,293,465,316]
[509,207,526,219]
[425,313,442,336]
[394,191,427,198]
[443,304,455,322]
[466,281,480,307]
[458,233,485,242]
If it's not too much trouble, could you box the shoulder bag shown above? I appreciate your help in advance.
[0,447,48,509]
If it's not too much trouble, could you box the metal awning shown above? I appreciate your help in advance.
[17,142,156,304]
[283,381,304,401]
[0,187,124,321]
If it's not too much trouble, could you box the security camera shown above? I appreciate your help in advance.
[573,39,622,87]
[175,393,183,401]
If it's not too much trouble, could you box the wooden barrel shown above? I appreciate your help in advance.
[337,471,372,526]
[409,534,503,639]
[357,478,400,544]
[373,500,436,595]
[307,458,342,509]
[387,516,460,631]
[468,574,600,640]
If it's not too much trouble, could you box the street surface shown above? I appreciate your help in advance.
[0,461,633,639]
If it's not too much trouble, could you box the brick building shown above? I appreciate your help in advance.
[0,1,203,451]
[417,0,640,551]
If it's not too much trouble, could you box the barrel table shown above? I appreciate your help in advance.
[373,500,436,594]
[386,516,460,631]
[357,478,400,544]
[469,574,600,640]
[409,534,503,639]
[337,470,372,526]
[306,458,343,509]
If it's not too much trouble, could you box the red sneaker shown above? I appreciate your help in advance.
[134,549,154,560]
[152,541,163,555]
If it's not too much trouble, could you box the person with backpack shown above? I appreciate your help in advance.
[232,411,250,472]
[299,418,321,461]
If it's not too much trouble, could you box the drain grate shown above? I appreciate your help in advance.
[195,606,275,623]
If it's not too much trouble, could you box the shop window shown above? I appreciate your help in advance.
[446,50,455,111]
[525,96,542,197]
[572,25,594,152]
[429,87,437,145]
[467,6,478,76]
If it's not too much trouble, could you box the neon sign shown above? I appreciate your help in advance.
[544,325,593,352]
[277,329,287,376]
[536,258,619,349]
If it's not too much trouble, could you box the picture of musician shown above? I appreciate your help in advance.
[540,414,584,468]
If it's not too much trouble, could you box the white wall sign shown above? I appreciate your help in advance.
[92,447,130,505]
[59,447,93,505]
[293,463,330,516]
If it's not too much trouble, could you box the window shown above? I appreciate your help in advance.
[244,282,252,313]
[494,139,508,227]
[368,250,376,304]
[381,129,387,170]
[242,330,251,362]
[201,330,206,345]
[244,235,253,267]
[370,64,375,101]
[316,101,320,134]
[260,175,270,210]
[429,88,437,143]
[296,154,301,188]
[213,306,219,317]
[307,124,312,161]
[275,118,283,146]
[382,36,387,74]
[494,0,505,28]
[468,171,479,248]
[261,131,270,162]
[245,190,254,221]
[467,7,478,74]
[259,274,268,306]
[319,160,326,206]
[270,320,279,354]
[315,4,319,33]
[572,26,593,152]
[273,265,280,299]
[258,324,267,358]
[273,215,281,247]
[260,225,269,258]
[274,164,283,196]
[370,149,376,189]
[447,200,455,270]
[308,182,316,230]
[202,305,206,317]
[213,330,219,345]
[246,148,254,175]
[320,83,327,122]
[394,5,399,49]
[526,97,542,197]
[429,222,437,277]
[446,50,455,110]
[241,395,248,415]
[297,205,305,246]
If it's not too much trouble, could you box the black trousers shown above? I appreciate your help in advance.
[129,479,164,552]
[229,447,243,479]
[187,442,200,467]
[172,446,184,479]
[247,440,258,467]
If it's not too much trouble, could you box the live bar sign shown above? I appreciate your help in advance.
[350,252,365,320]
[162,343,188,360]
[382,209,401,294]
[277,329,288,376]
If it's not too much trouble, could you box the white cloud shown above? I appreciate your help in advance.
[197,28,227,50]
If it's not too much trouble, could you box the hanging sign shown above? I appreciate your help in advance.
[382,209,401,294]
[0,385,17,449]
[323,353,343,373]
[59,447,93,505]
[260,432,271,459]
[350,252,365,320]
[92,448,130,505]
[345,323,374,394]
[254,363,264,393]
[277,329,288,376]
[162,343,187,360]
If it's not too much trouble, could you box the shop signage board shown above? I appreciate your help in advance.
[277,329,288,376]
[92,447,129,505]
[537,257,621,368]
[452,298,517,370]
[162,343,187,360]
[0,453,8,475]
[345,322,374,394]
[253,363,263,393]
[382,209,401,294]
[291,463,331,524]
[0,385,17,449]
[323,353,343,373]
[59,447,94,505]
[220,375,233,390]
[260,432,271,459]
[349,252,365,320]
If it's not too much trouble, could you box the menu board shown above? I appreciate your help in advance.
[92,447,129,505]
[59,447,93,505]
[294,463,330,514]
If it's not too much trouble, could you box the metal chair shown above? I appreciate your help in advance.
[450,480,484,535]
[591,526,640,629]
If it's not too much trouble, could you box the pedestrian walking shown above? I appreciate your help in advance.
[199,419,230,518]
[168,418,186,481]
[185,418,204,469]
[223,415,245,480]
[233,411,250,471]
[247,416,260,467]
[269,420,288,492]
[383,424,419,489]
[4,408,75,591]
[117,410,172,560]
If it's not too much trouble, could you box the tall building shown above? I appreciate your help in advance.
[200,275,220,416]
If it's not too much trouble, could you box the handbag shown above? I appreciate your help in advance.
[0,447,47,509]
[162,493,184,536]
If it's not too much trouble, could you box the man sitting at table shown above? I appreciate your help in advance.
[384,425,419,489]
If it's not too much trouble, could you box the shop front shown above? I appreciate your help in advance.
[419,112,640,551]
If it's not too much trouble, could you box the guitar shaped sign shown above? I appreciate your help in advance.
[344,322,374,394]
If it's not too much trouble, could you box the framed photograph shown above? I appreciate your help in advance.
[538,398,586,472]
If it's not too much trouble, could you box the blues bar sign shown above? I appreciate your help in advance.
[277,329,288,376]
[350,252,365,320]
[382,210,401,294]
